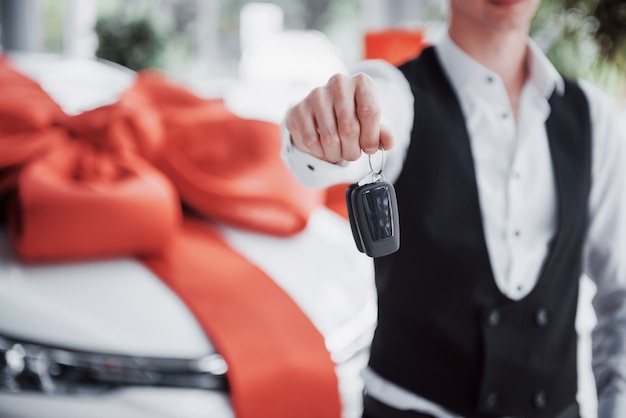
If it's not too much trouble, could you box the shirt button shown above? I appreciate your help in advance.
[486,309,500,327]
[501,112,509,119]
[514,230,521,238]
[534,391,547,409]
[535,308,549,327]
[486,75,494,83]
[485,392,498,409]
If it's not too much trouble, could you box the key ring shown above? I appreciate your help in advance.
[367,150,385,183]
[368,149,385,174]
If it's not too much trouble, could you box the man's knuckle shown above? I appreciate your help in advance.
[327,73,347,88]
[319,133,337,147]
[343,148,361,161]
[335,106,351,122]
[338,120,360,139]
[317,125,337,138]
[301,133,319,149]
[285,114,299,133]
[353,72,369,83]
[308,88,324,103]
[357,103,380,119]
[329,82,352,104]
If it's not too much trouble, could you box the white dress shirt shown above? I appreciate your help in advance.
[282,33,626,418]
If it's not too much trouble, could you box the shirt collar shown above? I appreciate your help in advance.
[434,32,564,99]
[526,37,564,97]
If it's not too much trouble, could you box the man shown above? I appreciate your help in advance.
[282,0,626,417]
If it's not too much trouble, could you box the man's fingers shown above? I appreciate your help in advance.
[286,104,324,159]
[326,75,360,162]
[286,73,387,164]
[333,102,361,162]
[379,124,395,151]
[312,88,343,163]
[354,73,381,155]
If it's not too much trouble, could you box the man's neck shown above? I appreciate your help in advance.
[449,22,529,116]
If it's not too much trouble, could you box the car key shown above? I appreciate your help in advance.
[345,183,365,253]
[345,151,400,257]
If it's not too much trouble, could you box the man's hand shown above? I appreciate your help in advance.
[285,73,394,164]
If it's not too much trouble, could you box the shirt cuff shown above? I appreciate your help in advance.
[280,120,367,189]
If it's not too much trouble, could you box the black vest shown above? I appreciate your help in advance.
[369,47,591,418]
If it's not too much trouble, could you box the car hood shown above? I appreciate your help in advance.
[0,228,215,358]
[0,208,375,360]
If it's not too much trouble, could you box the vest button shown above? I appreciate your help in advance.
[535,308,549,327]
[486,309,500,327]
[534,390,547,409]
[485,392,498,409]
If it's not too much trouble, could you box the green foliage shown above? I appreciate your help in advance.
[532,0,625,97]
[95,15,164,71]
[589,0,626,63]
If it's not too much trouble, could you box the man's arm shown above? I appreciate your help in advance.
[581,80,626,417]
[281,59,414,189]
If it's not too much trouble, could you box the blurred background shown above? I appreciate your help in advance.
[0,0,624,104]
[0,2,624,418]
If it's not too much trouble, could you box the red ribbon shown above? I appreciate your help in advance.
[0,56,340,418]
[143,219,342,418]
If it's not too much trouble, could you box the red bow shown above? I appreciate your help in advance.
[0,56,341,418]
[0,57,324,261]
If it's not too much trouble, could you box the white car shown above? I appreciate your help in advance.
[0,53,377,418]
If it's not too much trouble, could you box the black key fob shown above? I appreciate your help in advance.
[346,180,400,257]
[345,183,365,253]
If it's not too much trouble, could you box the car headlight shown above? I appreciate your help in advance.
[0,334,228,395]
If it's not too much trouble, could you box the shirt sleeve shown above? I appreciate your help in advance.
[580,80,626,417]
[280,59,414,189]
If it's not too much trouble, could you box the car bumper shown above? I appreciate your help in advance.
[0,350,370,418]
[0,388,233,418]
